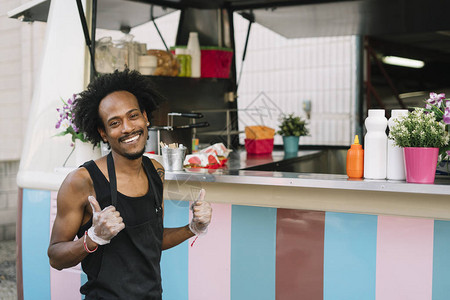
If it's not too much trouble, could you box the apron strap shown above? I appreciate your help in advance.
[142,159,161,211]
[107,152,118,207]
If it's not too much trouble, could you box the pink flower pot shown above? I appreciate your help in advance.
[404,147,439,184]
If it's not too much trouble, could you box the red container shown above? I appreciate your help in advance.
[245,138,274,154]
[200,48,233,78]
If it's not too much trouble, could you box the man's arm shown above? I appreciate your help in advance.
[151,159,211,250]
[162,226,195,250]
[48,167,125,270]
[47,169,96,270]
[161,193,211,250]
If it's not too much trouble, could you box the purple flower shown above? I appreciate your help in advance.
[443,107,450,124]
[67,94,76,106]
[426,92,445,109]
[60,119,71,130]
[55,94,84,142]
[447,150,450,157]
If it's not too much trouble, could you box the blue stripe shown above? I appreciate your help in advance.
[22,189,51,300]
[432,220,450,300]
[160,199,190,300]
[323,212,377,300]
[81,272,88,300]
[231,205,277,300]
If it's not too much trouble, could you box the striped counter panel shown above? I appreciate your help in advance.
[161,201,450,300]
[21,189,85,300]
[20,191,450,300]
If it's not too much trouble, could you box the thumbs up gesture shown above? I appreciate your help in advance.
[87,196,125,245]
[189,189,212,236]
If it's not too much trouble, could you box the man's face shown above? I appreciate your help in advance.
[98,91,149,160]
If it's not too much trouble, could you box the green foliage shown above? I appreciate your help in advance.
[277,113,309,137]
[389,108,449,148]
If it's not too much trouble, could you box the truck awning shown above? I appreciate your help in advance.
[7,0,176,31]
[7,0,50,22]
[8,0,450,50]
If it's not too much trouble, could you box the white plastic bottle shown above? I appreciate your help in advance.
[387,109,408,180]
[187,32,201,78]
[364,109,387,179]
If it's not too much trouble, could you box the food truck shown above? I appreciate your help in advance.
[7,0,450,299]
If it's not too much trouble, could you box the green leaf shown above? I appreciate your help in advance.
[54,131,69,137]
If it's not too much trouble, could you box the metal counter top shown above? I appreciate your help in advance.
[24,149,450,196]
[166,150,450,196]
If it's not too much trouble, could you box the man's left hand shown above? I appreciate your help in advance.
[189,189,212,235]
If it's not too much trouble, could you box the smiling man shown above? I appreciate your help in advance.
[47,69,212,299]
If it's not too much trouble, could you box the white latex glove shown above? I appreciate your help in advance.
[87,196,125,245]
[189,189,212,236]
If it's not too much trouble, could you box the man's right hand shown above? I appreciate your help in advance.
[87,196,125,245]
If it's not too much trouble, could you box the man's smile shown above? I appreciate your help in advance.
[119,130,144,144]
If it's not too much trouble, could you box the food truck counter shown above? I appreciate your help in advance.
[17,149,450,300]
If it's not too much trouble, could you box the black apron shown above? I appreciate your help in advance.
[77,153,163,299]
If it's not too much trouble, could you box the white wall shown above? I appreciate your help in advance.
[0,0,46,161]
[0,0,46,239]
[0,161,18,240]
[233,14,358,146]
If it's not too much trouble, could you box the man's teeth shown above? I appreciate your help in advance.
[123,134,140,143]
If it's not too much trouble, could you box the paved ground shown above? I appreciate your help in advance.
[0,240,17,300]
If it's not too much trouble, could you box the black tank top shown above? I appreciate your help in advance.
[77,156,163,299]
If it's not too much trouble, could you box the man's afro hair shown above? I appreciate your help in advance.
[72,69,163,146]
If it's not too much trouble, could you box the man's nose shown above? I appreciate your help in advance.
[122,119,135,133]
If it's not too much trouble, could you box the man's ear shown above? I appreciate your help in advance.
[98,126,107,143]
[143,110,148,122]
[142,110,150,127]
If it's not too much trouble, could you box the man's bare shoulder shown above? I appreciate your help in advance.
[150,159,165,182]
[58,167,94,204]
[64,167,91,186]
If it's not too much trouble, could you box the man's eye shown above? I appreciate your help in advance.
[110,121,119,127]
[130,114,139,119]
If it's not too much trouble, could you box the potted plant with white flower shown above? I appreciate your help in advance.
[389,101,449,183]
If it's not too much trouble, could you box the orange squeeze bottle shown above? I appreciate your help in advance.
[346,135,364,179]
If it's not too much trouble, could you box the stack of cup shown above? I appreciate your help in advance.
[138,55,157,75]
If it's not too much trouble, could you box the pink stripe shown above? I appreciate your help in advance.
[376,215,434,300]
[50,267,82,300]
[50,191,57,231]
[188,203,231,300]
